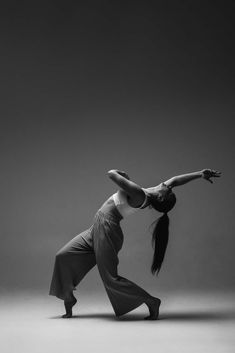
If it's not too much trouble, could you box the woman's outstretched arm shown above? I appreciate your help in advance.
[164,169,221,188]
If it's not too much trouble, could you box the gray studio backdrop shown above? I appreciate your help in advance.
[0,1,234,295]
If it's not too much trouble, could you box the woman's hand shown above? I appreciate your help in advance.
[117,170,130,180]
[201,169,221,183]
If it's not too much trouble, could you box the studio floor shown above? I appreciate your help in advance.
[1,290,234,353]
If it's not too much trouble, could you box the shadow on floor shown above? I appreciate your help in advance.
[160,310,235,322]
[50,313,116,321]
[50,310,235,322]
[49,312,145,321]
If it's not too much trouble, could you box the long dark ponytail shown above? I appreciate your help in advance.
[147,189,176,275]
[150,213,169,275]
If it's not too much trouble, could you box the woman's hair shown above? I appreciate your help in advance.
[148,192,176,275]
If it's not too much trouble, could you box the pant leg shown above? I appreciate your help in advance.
[49,227,96,300]
[93,216,153,317]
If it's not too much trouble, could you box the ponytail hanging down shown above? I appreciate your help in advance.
[150,213,169,275]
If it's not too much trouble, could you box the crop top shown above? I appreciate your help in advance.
[112,189,149,218]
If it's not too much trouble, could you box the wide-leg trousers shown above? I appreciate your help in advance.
[49,209,153,317]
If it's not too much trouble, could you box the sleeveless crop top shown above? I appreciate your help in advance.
[112,189,149,218]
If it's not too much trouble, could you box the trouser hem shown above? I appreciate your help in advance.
[114,300,146,317]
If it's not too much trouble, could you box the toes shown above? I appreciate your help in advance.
[62,313,72,318]
[144,315,158,320]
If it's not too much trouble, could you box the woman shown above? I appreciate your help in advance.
[49,168,221,320]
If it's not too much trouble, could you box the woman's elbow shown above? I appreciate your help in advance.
[107,170,116,178]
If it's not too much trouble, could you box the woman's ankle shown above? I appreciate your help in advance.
[64,292,76,302]
[145,297,160,307]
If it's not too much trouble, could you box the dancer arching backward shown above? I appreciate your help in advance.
[49,168,221,319]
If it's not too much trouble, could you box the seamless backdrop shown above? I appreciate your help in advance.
[0,0,234,295]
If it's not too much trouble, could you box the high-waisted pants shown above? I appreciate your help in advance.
[49,198,153,317]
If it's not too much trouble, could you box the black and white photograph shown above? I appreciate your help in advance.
[0,1,234,352]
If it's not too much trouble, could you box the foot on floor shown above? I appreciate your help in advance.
[62,298,77,318]
[144,298,161,320]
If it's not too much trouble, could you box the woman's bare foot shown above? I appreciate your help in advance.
[62,297,77,318]
[144,297,161,320]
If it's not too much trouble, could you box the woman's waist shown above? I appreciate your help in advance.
[95,198,123,224]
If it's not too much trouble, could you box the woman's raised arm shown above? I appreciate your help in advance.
[164,169,221,188]
[107,169,145,206]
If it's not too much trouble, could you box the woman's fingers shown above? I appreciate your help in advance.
[212,171,221,177]
[205,177,213,183]
[202,169,221,183]
[206,169,222,177]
